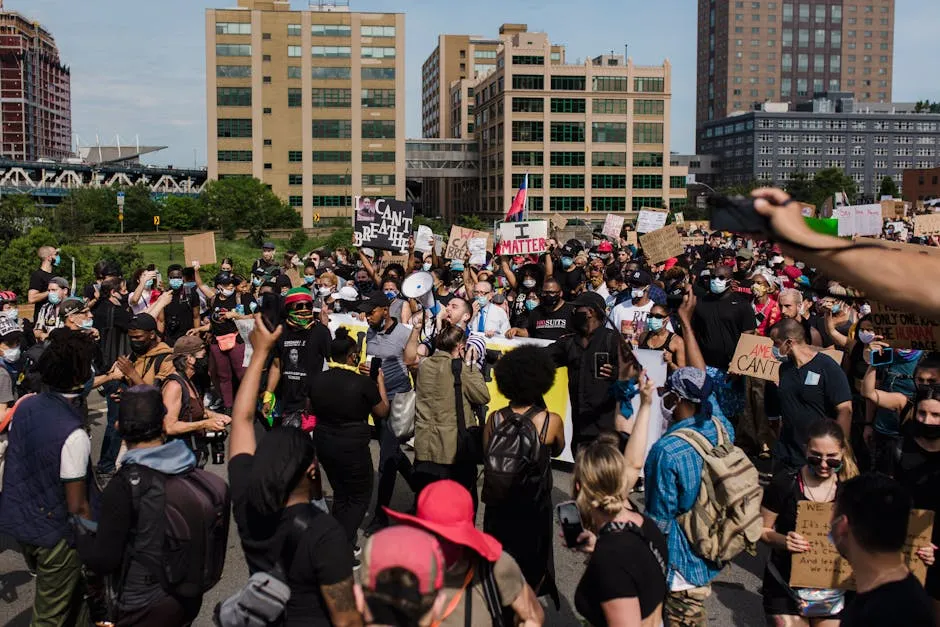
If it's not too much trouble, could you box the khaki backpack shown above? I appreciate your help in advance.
[671,416,763,567]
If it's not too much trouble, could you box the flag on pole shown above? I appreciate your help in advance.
[505,173,528,222]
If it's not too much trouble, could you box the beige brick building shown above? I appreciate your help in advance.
[206,0,405,226]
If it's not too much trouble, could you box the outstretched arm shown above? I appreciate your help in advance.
[229,315,282,459]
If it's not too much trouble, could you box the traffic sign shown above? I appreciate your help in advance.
[153,216,160,226]
[117,191,125,208]
[313,213,320,223]
[118,214,123,221]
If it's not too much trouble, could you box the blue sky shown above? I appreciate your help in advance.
[23,0,940,166]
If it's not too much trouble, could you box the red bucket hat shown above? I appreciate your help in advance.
[384,480,502,561]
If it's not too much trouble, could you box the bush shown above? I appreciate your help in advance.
[287,229,309,253]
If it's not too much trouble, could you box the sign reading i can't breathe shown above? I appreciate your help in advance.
[353,197,414,254]
[496,220,548,255]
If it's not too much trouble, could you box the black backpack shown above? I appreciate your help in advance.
[16,342,46,395]
[482,406,550,505]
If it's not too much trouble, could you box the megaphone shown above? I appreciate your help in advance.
[402,271,436,310]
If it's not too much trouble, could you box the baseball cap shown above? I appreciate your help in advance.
[361,247,375,259]
[598,241,613,253]
[128,313,158,332]
[49,277,69,289]
[59,297,88,319]
[0,291,17,303]
[356,292,391,313]
[626,269,653,287]
[262,242,276,250]
[361,526,445,605]
[213,272,240,286]
[172,335,204,355]
[569,291,608,314]
[736,248,754,260]
[0,317,22,342]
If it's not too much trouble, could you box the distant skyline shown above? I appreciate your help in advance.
[22,0,940,166]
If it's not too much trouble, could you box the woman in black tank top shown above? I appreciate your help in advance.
[636,304,685,372]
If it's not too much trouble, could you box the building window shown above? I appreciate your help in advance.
[263,107,272,114]
[312,151,351,162]
[288,174,303,185]
[593,152,627,167]
[550,151,585,166]
[288,24,301,36]
[511,97,544,113]
[550,75,586,90]
[312,88,352,107]
[512,121,544,142]
[217,87,251,106]
[593,99,628,114]
[217,118,252,138]
[550,98,586,113]
[361,47,396,59]
[634,99,665,115]
[512,151,544,166]
[288,196,303,207]
[288,88,302,107]
[549,196,585,211]
[216,22,251,35]
[670,176,687,188]
[216,44,251,57]
[632,174,663,189]
[362,151,396,162]
[288,150,303,162]
[263,76,272,83]
[310,174,352,185]
[592,197,627,212]
[592,122,627,143]
[287,66,302,79]
[634,77,665,93]
[362,67,395,80]
[313,67,352,80]
[512,173,543,188]
[512,55,544,65]
[312,196,352,207]
[632,196,663,211]
[287,46,302,58]
[312,46,351,58]
[633,122,664,144]
[633,152,663,167]
[362,88,395,108]
[361,120,395,138]
[311,24,351,37]
[360,25,396,37]
[591,174,627,189]
[217,65,251,78]
[312,120,352,139]
[550,122,585,142]
[512,74,544,90]
[592,76,628,92]
[217,150,252,162]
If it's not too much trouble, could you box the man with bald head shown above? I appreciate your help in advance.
[468,280,509,338]
[778,288,824,346]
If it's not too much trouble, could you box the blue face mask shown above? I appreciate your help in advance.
[772,345,789,362]
[53,254,61,266]
[451,263,464,272]
[831,304,841,314]
[709,278,728,294]
[475,295,489,308]
[80,318,94,329]
[145,279,154,289]
[48,291,61,305]
[385,290,398,300]
[525,298,539,311]
[252,277,263,287]
[647,317,665,332]
[303,275,315,284]
[511,263,519,271]
[169,278,183,290]
[422,262,432,272]
[183,281,196,289]
[561,257,574,269]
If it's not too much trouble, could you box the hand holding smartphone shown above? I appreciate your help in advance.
[594,352,611,379]
[556,500,586,548]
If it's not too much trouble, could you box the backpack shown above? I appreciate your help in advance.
[16,342,46,396]
[481,406,550,505]
[120,463,231,600]
[671,416,763,567]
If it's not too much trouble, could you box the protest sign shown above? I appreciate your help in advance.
[881,199,907,219]
[799,203,816,218]
[622,231,638,248]
[790,501,933,589]
[914,213,940,236]
[674,212,684,224]
[685,220,710,233]
[728,335,842,384]
[549,213,568,233]
[681,234,706,249]
[638,224,684,265]
[636,209,669,234]
[414,225,434,253]
[496,220,549,255]
[602,214,625,240]
[467,237,487,265]
[868,302,940,351]
[444,225,491,260]
[353,197,414,253]
[183,232,217,266]
[834,204,882,236]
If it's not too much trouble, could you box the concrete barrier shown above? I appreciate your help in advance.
[86,227,342,246]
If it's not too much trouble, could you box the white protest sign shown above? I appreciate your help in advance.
[602,214,625,239]
[835,204,883,236]
[496,220,548,255]
[414,225,434,253]
[636,209,668,234]
[468,237,487,265]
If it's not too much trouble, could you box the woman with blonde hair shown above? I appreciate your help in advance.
[570,374,668,627]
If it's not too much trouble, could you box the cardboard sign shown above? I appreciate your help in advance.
[467,237,487,265]
[914,213,940,236]
[414,225,434,253]
[728,335,843,384]
[353,197,414,253]
[602,214,625,240]
[183,231,217,265]
[881,199,907,219]
[790,501,933,590]
[496,220,548,255]
[636,209,668,234]
[681,235,706,249]
[549,213,568,232]
[869,302,940,351]
[799,202,817,218]
[855,237,940,257]
[622,231,638,248]
[638,224,684,265]
[445,226,492,260]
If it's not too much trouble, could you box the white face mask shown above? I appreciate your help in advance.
[857,330,876,345]
[318,286,332,297]
[220,288,235,298]
[522,279,537,289]
[631,287,646,300]
[2,347,20,363]
[2,309,16,321]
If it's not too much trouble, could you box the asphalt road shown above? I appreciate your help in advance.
[0,395,768,626]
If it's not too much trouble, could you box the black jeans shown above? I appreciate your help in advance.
[316,430,374,550]
[371,419,414,524]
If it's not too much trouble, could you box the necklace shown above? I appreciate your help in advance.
[801,469,837,503]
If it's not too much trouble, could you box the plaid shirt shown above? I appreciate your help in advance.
[644,395,735,588]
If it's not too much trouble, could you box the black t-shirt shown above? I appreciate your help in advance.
[93,299,133,332]
[760,470,807,581]
[549,327,620,439]
[840,574,934,627]
[807,313,834,347]
[163,288,200,345]
[559,267,586,299]
[772,353,852,469]
[691,291,757,370]
[308,368,380,440]
[29,268,54,320]
[509,292,531,329]
[275,323,332,413]
[896,435,940,547]
[527,303,574,341]
[229,454,353,627]
[574,516,668,625]
[209,293,256,337]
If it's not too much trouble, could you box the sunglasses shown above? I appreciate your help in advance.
[290,304,314,312]
[806,455,843,471]
[648,313,667,320]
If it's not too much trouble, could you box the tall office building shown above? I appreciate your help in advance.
[206,0,405,226]
[472,29,687,218]
[0,7,71,160]
[696,0,895,140]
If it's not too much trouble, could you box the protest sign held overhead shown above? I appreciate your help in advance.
[602,214,625,240]
[638,224,684,265]
[353,197,414,253]
[636,208,669,234]
[914,213,940,236]
[868,302,940,350]
[444,225,492,260]
[183,232,217,265]
[728,335,842,384]
[833,204,882,237]
[496,220,549,255]
[414,225,434,253]
[467,237,487,265]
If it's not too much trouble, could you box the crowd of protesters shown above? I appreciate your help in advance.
[0,188,939,626]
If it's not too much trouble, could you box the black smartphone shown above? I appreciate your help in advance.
[259,292,282,332]
[708,195,771,235]
[147,263,156,272]
[870,347,894,367]
[370,356,383,380]
[594,352,610,379]
[556,500,586,548]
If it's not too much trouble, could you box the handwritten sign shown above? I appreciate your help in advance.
[790,501,934,589]
[636,209,669,234]
[914,213,940,236]
[622,231,638,248]
[638,224,684,265]
[833,204,882,237]
[496,220,548,255]
[445,226,491,260]
[183,231,217,265]
[855,237,940,257]
[549,213,568,233]
[728,335,843,384]
[467,237,487,265]
[353,197,414,253]
[881,199,908,219]
[681,235,706,249]
[602,214,625,240]
[869,302,940,351]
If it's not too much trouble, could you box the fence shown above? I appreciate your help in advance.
[86,227,342,246]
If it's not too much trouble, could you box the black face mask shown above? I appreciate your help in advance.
[193,355,210,375]
[572,310,590,335]
[130,339,152,356]
[541,294,559,308]
[906,419,940,440]
[357,281,374,294]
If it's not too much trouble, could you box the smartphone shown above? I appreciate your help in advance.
[594,352,610,379]
[260,292,282,332]
[708,195,771,235]
[556,501,586,548]
[370,356,383,381]
[147,263,156,272]
[870,347,894,367]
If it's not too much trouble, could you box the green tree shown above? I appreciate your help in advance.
[456,214,488,231]
[0,195,43,246]
[0,227,59,295]
[160,195,209,231]
[203,177,300,239]
[879,175,900,199]
[414,215,448,235]
[784,170,815,204]
[287,229,309,252]
[811,167,858,208]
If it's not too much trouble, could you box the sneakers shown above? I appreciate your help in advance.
[632,476,645,494]
[352,558,361,571]
[353,545,362,558]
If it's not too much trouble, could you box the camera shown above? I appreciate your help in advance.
[665,278,687,309]
[202,428,228,465]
